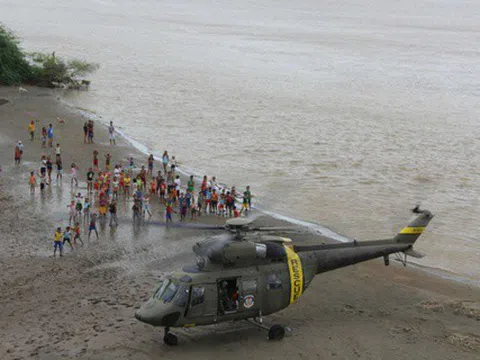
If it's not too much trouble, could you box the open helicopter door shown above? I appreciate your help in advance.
[185,283,217,320]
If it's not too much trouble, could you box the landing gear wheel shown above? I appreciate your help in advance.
[163,327,178,346]
[164,332,178,346]
[268,324,285,341]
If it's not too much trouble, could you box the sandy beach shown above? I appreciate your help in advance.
[0,86,479,360]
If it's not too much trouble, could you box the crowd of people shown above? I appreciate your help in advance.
[19,118,253,257]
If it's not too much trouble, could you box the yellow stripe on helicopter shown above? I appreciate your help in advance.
[284,245,303,305]
[399,226,426,234]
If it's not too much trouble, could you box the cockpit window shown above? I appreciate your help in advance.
[154,280,179,303]
[191,286,205,307]
[174,286,189,307]
[154,281,166,299]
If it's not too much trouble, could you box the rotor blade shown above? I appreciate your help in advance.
[118,217,226,230]
[250,226,303,232]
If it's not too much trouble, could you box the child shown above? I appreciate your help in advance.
[73,222,83,246]
[86,167,95,193]
[233,205,240,218]
[124,174,131,196]
[41,127,47,148]
[191,198,197,220]
[170,156,177,173]
[241,191,249,214]
[143,196,152,218]
[112,177,119,200]
[218,191,226,217]
[150,177,156,196]
[68,200,76,225]
[109,200,118,227]
[119,172,125,194]
[93,150,99,171]
[54,227,63,257]
[71,163,79,187]
[75,193,83,219]
[159,179,166,202]
[56,158,63,183]
[105,153,112,171]
[28,120,35,141]
[147,154,154,176]
[88,213,99,239]
[211,189,219,215]
[128,157,134,171]
[197,190,204,216]
[63,226,74,251]
[39,173,47,192]
[46,157,53,183]
[83,198,91,222]
[29,171,36,194]
[165,201,176,223]
[179,193,187,221]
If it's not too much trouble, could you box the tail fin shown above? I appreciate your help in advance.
[394,208,434,245]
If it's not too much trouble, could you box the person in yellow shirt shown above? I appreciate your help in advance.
[54,227,63,257]
[28,120,35,141]
[124,175,131,196]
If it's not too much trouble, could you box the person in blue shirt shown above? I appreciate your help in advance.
[47,124,54,148]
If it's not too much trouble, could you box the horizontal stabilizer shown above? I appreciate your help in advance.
[403,248,425,259]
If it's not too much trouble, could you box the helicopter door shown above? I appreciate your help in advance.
[239,277,258,314]
[185,284,217,319]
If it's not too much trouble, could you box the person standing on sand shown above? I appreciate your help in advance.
[46,156,53,183]
[41,127,47,148]
[87,120,94,143]
[14,141,23,165]
[56,158,63,183]
[73,222,83,246]
[86,167,94,193]
[29,171,36,194]
[109,199,118,227]
[55,143,61,162]
[147,154,154,176]
[83,122,88,143]
[105,153,112,171]
[165,201,176,223]
[28,120,35,141]
[47,124,54,147]
[54,227,64,257]
[63,226,74,251]
[162,151,169,174]
[88,213,99,239]
[93,150,99,171]
[71,163,79,187]
[108,121,116,145]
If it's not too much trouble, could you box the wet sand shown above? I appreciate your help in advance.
[0,86,479,360]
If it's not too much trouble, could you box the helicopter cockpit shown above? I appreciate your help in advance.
[135,276,193,327]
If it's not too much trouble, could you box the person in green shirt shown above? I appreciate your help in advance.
[187,175,195,193]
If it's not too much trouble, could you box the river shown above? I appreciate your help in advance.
[2,0,479,282]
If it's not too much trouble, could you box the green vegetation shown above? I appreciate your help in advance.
[0,24,98,88]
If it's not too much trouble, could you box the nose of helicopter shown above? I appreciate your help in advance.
[135,303,181,327]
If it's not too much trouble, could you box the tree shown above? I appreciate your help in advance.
[0,23,98,88]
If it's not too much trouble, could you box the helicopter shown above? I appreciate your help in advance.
[135,206,433,345]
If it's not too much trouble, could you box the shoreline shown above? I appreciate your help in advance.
[56,90,479,289]
[0,86,479,359]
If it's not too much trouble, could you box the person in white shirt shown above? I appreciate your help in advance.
[174,175,181,198]
[108,121,116,145]
[71,163,79,187]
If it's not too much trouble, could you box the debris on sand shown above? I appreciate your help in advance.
[417,300,480,320]
[446,333,480,351]
[416,300,445,313]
